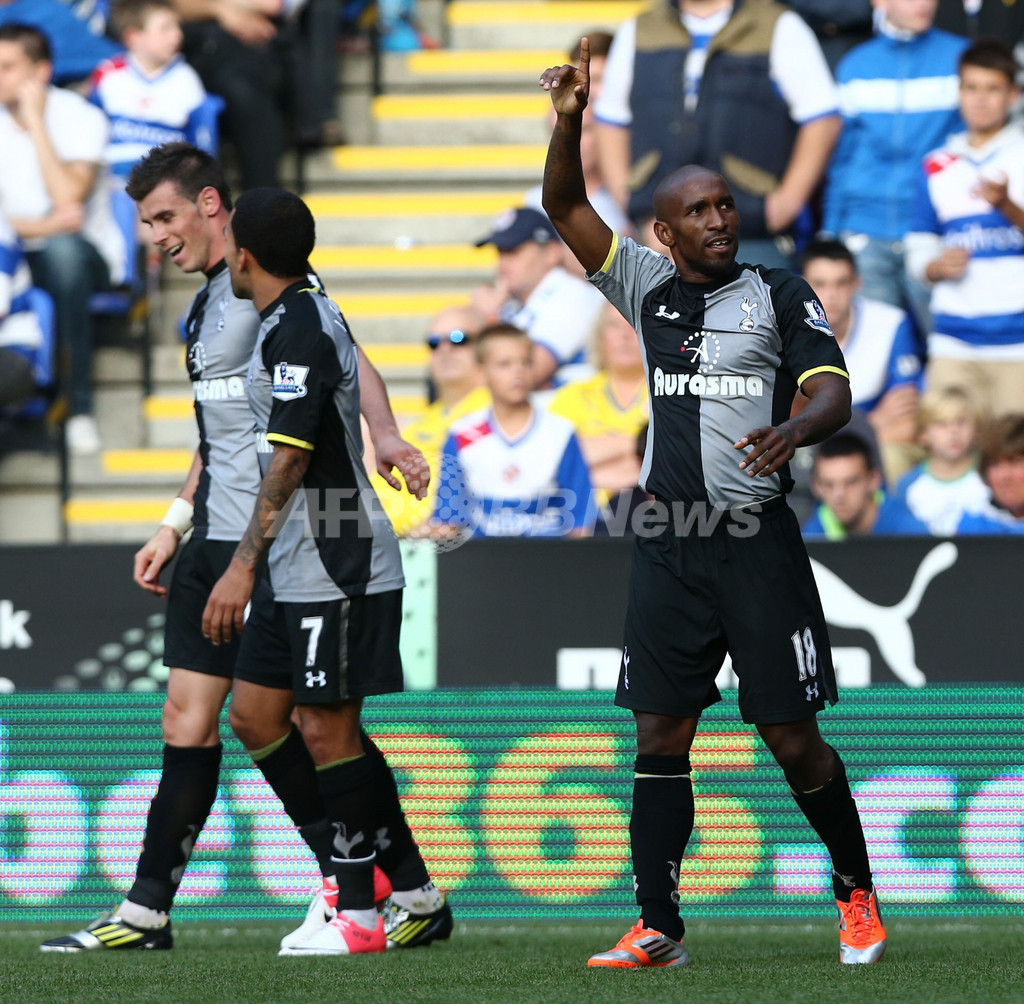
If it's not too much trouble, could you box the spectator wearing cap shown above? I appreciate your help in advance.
[803,433,931,539]
[472,206,606,389]
[366,304,489,537]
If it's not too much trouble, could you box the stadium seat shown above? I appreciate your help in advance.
[192,93,225,156]
[3,286,56,419]
[88,181,157,396]
[88,182,141,315]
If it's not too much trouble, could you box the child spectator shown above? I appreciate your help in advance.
[435,324,596,538]
[800,239,922,483]
[90,0,210,179]
[894,386,988,534]
[549,302,648,525]
[905,38,1024,418]
[956,412,1024,534]
[824,0,968,336]
[803,433,931,538]
[0,208,42,408]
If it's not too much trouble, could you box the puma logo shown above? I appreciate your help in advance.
[810,543,957,688]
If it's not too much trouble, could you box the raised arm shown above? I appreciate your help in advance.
[540,38,613,276]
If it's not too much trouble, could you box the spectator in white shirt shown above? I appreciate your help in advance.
[472,207,606,388]
[0,23,125,453]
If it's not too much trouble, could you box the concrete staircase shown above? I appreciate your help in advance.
[0,0,642,543]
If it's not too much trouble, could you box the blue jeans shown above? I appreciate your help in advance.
[26,235,110,417]
[841,232,932,349]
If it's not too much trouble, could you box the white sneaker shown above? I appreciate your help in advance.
[279,882,336,953]
[279,913,386,956]
[66,415,101,455]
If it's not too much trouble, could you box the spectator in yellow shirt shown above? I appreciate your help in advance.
[549,301,649,520]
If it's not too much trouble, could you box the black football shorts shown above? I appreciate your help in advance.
[234,579,405,704]
[617,497,837,724]
[163,536,241,678]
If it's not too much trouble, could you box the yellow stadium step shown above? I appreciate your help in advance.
[447,1,647,26]
[102,449,193,476]
[373,93,547,121]
[332,144,546,174]
[372,94,550,145]
[305,190,528,218]
[307,189,528,244]
[337,291,471,319]
[403,48,565,77]
[65,497,169,526]
[446,0,647,49]
[310,243,495,280]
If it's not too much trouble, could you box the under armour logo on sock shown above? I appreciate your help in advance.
[833,869,857,889]
[374,827,392,851]
[332,823,365,858]
[669,861,681,907]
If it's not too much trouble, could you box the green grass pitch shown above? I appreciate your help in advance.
[3,919,1023,1003]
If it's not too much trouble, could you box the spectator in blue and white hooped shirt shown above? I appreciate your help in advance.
[800,239,922,485]
[905,37,1024,419]
[0,207,42,409]
[824,0,968,340]
[90,0,211,180]
[435,324,596,539]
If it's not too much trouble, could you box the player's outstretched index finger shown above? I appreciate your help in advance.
[579,35,590,75]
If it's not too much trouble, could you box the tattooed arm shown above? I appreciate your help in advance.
[201,443,311,645]
[539,37,613,275]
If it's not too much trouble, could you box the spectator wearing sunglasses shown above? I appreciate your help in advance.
[368,305,488,536]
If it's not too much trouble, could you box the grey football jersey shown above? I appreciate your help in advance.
[591,235,849,507]
[246,281,404,601]
[184,261,261,540]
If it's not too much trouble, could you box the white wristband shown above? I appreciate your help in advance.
[160,497,194,537]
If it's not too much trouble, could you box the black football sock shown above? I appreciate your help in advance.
[359,730,431,891]
[315,755,377,911]
[630,754,693,942]
[128,743,222,913]
[250,729,334,877]
[790,747,873,902]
